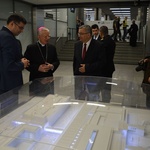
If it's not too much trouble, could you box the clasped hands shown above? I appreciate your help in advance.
[21,58,30,68]
[38,63,54,72]
[79,64,85,73]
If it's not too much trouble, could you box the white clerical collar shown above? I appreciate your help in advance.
[38,40,45,47]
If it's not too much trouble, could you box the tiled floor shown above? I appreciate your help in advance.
[23,61,144,84]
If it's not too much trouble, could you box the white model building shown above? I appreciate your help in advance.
[0,94,149,150]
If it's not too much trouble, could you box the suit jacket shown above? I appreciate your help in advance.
[24,42,60,81]
[0,26,24,93]
[92,35,101,41]
[142,60,150,95]
[73,39,106,76]
[128,23,138,38]
[142,58,150,84]
[100,35,116,77]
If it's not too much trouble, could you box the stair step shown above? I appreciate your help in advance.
[58,40,145,65]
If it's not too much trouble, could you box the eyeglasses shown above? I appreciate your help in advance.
[14,22,24,30]
[41,35,51,39]
[78,32,89,36]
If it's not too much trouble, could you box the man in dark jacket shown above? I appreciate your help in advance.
[0,14,29,94]
[140,57,150,108]
[73,25,106,76]
[91,24,101,41]
[128,19,138,47]
[100,26,116,78]
[99,25,116,102]
[73,25,106,101]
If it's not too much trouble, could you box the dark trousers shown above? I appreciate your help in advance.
[74,77,100,101]
[141,83,150,108]
[130,35,137,47]
[122,27,127,41]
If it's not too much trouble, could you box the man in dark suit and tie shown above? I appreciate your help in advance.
[73,25,106,76]
[73,25,106,101]
[91,24,101,41]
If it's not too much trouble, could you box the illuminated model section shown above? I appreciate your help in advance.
[0,94,150,149]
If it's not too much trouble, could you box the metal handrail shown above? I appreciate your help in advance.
[67,27,76,41]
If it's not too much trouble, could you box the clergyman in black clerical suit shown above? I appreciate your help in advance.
[24,27,60,81]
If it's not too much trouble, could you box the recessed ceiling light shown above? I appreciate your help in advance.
[110,8,130,10]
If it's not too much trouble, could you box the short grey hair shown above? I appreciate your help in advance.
[79,25,92,35]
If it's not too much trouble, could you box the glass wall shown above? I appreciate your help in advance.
[14,1,32,53]
[0,0,32,54]
[0,0,13,20]
[57,8,68,38]
[44,8,68,38]
[43,8,77,43]
[14,1,32,22]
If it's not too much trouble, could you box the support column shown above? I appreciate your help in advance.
[95,8,99,20]
[98,8,102,20]
[145,4,150,54]
[76,8,84,23]
[139,7,147,42]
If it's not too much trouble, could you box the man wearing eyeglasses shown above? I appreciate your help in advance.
[73,25,106,101]
[73,25,106,76]
[0,13,29,94]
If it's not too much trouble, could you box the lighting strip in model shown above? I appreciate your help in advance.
[86,131,97,150]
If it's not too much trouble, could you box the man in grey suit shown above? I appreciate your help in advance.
[73,25,106,101]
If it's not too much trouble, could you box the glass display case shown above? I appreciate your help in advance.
[0,76,150,150]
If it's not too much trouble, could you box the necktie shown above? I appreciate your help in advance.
[82,43,86,60]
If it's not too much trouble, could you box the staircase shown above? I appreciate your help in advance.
[58,40,75,61]
[58,40,145,65]
[114,41,145,65]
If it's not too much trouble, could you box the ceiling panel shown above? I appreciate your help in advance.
[19,0,149,5]
[18,0,149,21]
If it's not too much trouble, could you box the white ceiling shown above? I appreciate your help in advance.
[19,0,149,20]
[20,0,149,5]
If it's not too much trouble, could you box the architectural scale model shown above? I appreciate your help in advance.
[0,94,150,150]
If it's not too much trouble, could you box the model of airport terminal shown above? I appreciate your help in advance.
[0,93,149,150]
